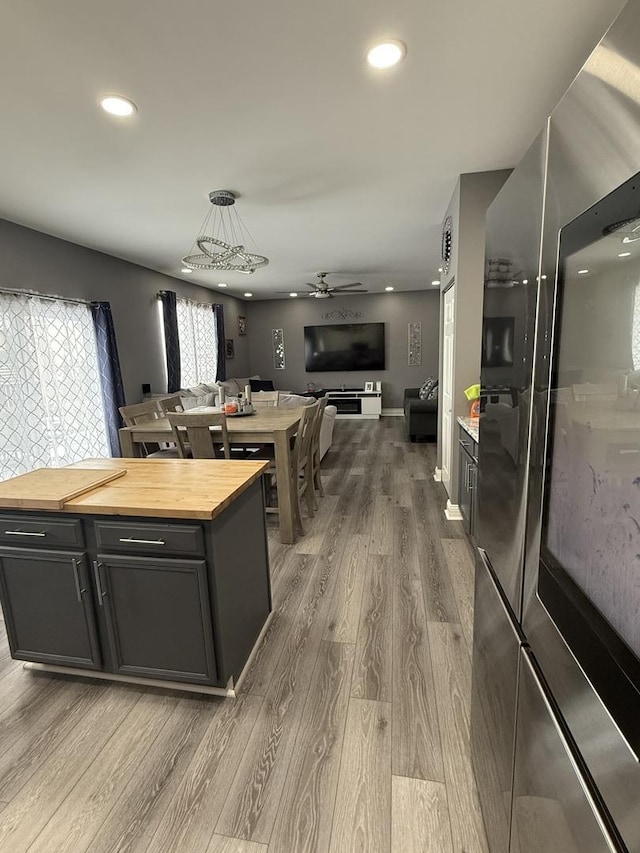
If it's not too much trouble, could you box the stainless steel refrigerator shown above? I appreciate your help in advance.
[471,3,640,850]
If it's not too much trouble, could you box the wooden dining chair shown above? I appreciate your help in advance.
[256,401,319,536]
[166,412,231,459]
[119,399,181,458]
[310,396,328,504]
[252,390,280,408]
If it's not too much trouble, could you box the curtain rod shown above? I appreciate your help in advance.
[157,290,221,309]
[0,286,91,307]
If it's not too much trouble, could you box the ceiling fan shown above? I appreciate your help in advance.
[277,272,368,299]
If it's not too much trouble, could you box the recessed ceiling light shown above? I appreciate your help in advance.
[244,292,253,297]
[577,269,589,275]
[431,280,440,286]
[289,292,298,298]
[522,279,528,285]
[438,267,443,273]
[99,95,137,117]
[366,40,406,69]
[618,251,631,257]
[218,283,228,288]
[385,286,394,291]
[181,267,192,274]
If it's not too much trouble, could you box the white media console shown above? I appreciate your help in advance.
[325,389,382,419]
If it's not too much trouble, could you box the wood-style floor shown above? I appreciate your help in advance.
[0,417,488,853]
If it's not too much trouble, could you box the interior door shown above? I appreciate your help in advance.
[441,283,456,494]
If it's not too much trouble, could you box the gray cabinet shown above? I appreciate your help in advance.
[96,554,217,684]
[0,546,101,669]
[459,426,478,536]
[0,479,270,690]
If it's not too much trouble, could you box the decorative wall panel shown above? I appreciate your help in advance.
[272,328,285,369]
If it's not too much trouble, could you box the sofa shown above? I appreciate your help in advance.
[404,387,438,442]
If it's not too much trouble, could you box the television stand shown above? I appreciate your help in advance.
[325,388,382,419]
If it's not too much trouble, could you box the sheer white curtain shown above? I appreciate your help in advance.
[0,293,110,480]
[633,282,640,371]
[176,298,218,387]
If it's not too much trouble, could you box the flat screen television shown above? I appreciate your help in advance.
[304,323,385,372]
[481,316,514,367]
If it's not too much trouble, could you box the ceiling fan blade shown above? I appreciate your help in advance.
[304,282,320,289]
[330,282,364,290]
[333,289,368,295]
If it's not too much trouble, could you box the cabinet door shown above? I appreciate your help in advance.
[0,547,101,669]
[458,446,472,531]
[97,554,217,685]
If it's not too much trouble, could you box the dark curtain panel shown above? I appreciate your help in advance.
[214,303,226,382]
[160,290,181,392]
[91,301,126,457]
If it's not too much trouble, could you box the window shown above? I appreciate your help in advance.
[0,293,110,480]
[176,298,218,387]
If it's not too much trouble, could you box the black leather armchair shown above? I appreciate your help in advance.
[404,388,438,442]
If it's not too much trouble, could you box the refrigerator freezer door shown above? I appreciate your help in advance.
[510,650,621,853]
[471,549,523,853]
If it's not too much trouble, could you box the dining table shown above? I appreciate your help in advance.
[118,406,303,544]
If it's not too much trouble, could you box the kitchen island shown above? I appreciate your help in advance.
[0,458,271,697]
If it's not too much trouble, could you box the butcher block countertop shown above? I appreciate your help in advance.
[0,458,269,520]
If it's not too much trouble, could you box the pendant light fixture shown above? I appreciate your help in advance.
[182,190,269,274]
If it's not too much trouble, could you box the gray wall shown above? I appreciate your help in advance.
[244,290,440,408]
[0,218,250,402]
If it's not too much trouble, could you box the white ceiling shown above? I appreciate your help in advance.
[0,0,625,300]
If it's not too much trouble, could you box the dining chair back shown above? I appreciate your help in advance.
[166,412,231,460]
[158,394,184,414]
[119,399,163,426]
[119,399,182,458]
[252,390,280,408]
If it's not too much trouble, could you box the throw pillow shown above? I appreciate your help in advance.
[250,379,275,392]
[181,392,216,410]
[419,377,437,400]
[427,383,438,400]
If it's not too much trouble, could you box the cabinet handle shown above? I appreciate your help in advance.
[4,529,46,537]
[469,465,475,492]
[118,537,166,546]
[92,560,106,605]
[71,558,85,603]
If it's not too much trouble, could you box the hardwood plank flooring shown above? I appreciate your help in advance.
[429,622,488,852]
[207,837,268,853]
[323,534,368,644]
[441,538,476,649]
[0,417,488,852]
[391,776,454,853]
[328,698,391,853]
[350,554,393,702]
[269,641,354,853]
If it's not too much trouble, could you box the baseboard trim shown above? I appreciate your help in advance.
[23,662,237,698]
[382,408,403,417]
[444,499,463,521]
[433,467,442,482]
